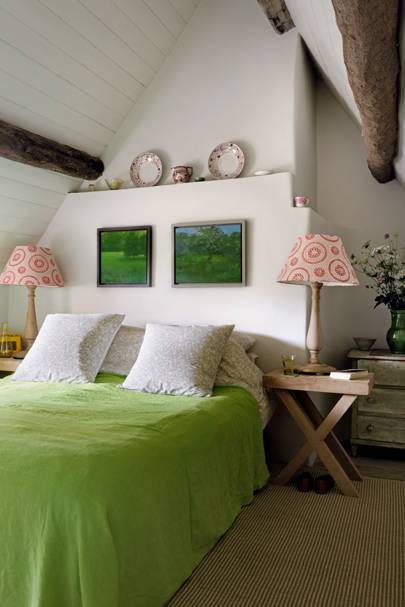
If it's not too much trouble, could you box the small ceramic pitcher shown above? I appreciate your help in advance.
[172,166,193,184]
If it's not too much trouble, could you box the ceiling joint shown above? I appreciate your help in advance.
[257,0,295,35]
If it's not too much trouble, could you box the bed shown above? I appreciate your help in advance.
[0,371,268,607]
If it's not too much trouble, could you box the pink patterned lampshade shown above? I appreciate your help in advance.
[277,234,359,286]
[0,245,64,287]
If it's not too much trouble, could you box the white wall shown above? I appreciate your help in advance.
[94,0,301,188]
[317,80,405,229]
[3,0,319,340]
[293,39,317,204]
[316,79,405,348]
[9,174,315,373]
[0,288,9,324]
[9,173,318,462]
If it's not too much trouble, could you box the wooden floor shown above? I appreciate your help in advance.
[271,445,405,482]
[349,455,405,481]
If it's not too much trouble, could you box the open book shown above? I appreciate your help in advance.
[330,369,369,380]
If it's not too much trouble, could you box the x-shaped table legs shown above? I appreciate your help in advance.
[273,389,362,497]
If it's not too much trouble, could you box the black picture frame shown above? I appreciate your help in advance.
[97,226,152,287]
[172,219,246,287]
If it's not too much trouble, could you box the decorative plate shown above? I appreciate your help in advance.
[208,142,245,179]
[130,152,163,187]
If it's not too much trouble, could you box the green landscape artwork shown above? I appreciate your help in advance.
[174,222,244,285]
[98,227,151,286]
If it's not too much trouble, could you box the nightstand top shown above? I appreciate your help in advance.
[0,358,21,373]
[263,369,374,396]
[348,349,405,362]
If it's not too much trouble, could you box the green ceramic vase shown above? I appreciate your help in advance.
[387,309,405,354]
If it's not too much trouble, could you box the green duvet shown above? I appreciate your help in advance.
[0,373,268,607]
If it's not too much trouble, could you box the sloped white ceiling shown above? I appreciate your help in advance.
[286,0,405,188]
[0,156,76,264]
[0,0,200,267]
[286,0,360,124]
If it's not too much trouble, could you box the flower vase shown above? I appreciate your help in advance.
[387,310,405,354]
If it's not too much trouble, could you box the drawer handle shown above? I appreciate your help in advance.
[366,396,376,404]
[366,424,375,433]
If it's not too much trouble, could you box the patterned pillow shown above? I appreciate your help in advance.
[122,323,234,397]
[101,325,145,376]
[101,327,254,377]
[247,351,260,366]
[13,313,124,384]
[216,338,264,403]
[232,332,256,352]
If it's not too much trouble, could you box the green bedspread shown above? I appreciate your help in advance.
[0,373,268,607]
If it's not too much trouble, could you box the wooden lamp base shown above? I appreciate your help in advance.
[297,282,335,375]
[297,362,336,375]
[23,285,38,352]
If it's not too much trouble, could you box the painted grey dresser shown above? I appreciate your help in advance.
[348,350,405,455]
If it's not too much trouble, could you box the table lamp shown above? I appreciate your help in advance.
[0,245,64,352]
[277,234,358,374]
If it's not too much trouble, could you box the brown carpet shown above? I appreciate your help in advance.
[168,479,405,606]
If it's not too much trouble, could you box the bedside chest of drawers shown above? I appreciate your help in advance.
[348,350,405,455]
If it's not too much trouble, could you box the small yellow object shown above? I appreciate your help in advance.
[105,178,124,190]
[6,334,22,354]
[0,322,13,358]
[0,323,22,357]
[282,354,296,376]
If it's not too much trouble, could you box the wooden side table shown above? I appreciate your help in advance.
[0,358,20,374]
[263,370,374,497]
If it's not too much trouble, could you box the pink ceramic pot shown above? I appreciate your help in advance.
[172,166,193,184]
[293,196,309,208]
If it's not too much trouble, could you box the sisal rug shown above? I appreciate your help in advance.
[168,479,405,607]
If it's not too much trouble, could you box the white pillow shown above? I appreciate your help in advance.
[122,323,234,397]
[13,313,124,384]
[101,325,145,376]
[101,327,254,377]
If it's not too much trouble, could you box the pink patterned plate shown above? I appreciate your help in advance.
[130,152,163,187]
[208,142,245,179]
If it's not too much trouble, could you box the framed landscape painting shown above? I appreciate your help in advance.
[172,220,246,287]
[97,226,152,287]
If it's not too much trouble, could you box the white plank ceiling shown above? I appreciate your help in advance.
[0,0,200,268]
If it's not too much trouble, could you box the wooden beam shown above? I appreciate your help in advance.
[332,0,400,183]
[0,119,104,180]
[257,0,295,35]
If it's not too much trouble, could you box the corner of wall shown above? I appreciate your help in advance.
[315,76,405,354]
[292,36,317,208]
[97,0,299,185]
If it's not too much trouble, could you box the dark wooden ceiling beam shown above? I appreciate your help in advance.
[0,119,104,180]
[257,0,295,35]
[332,0,400,183]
